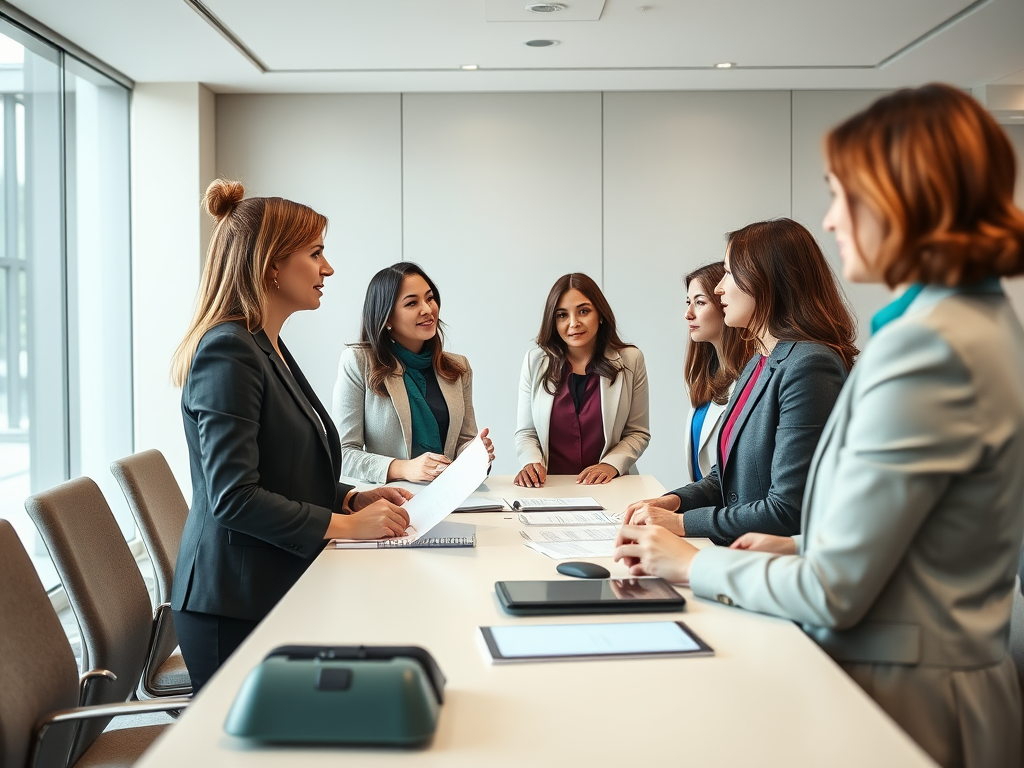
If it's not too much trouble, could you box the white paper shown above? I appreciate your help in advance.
[519,526,619,543]
[518,511,617,526]
[507,496,602,511]
[335,433,489,545]
[455,496,506,511]
[524,539,617,560]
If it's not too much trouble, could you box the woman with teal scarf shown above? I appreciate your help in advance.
[615,85,1024,768]
[332,262,495,483]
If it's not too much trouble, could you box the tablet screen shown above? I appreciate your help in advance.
[479,621,712,662]
[499,577,681,605]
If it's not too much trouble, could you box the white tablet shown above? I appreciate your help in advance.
[478,620,713,663]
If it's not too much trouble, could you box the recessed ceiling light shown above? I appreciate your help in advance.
[525,39,559,47]
[526,3,566,13]
[715,62,735,69]
[460,64,479,71]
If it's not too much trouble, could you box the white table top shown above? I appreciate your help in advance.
[137,475,935,767]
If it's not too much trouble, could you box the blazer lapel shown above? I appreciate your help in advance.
[255,332,332,459]
[534,356,555,460]
[599,350,623,454]
[384,372,414,458]
[699,400,727,454]
[437,372,464,457]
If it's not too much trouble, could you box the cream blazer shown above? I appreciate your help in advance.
[689,284,1024,768]
[514,346,650,476]
[681,385,732,483]
[332,346,479,483]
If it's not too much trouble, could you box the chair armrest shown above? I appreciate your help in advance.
[30,696,191,768]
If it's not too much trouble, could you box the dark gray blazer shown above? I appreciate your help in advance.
[172,321,354,622]
[669,340,847,544]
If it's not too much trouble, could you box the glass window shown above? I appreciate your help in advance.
[0,19,132,589]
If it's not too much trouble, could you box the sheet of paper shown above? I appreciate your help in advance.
[519,526,619,543]
[518,511,617,526]
[507,496,602,511]
[524,539,616,560]
[455,496,506,512]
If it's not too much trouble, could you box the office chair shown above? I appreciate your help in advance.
[110,450,192,697]
[0,519,189,768]
[24,476,188,759]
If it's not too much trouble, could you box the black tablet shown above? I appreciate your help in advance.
[495,577,686,616]
[479,620,713,663]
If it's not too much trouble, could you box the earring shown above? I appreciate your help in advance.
[386,325,392,331]
[272,277,280,290]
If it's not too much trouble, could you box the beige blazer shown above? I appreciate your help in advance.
[689,284,1024,768]
[680,385,731,483]
[332,346,479,483]
[514,346,650,476]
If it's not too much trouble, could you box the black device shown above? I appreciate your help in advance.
[556,561,611,579]
[495,577,686,615]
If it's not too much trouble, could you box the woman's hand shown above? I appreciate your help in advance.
[479,427,496,464]
[330,498,410,540]
[730,533,797,555]
[391,452,451,483]
[622,495,684,534]
[614,524,698,584]
[349,486,413,511]
[514,463,547,488]
[576,463,618,485]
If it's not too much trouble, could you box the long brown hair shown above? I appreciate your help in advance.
[684,262,755,407]
[171,180,327,387]
[536,273,632,395]
[825,83,1024,287]
[727,218,858,371]
[353,262,466,397]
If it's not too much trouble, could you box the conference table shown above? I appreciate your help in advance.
[137,475,935,767]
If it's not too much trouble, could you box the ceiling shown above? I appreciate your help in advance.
[7,0,1024,94]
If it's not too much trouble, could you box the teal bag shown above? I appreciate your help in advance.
[224,645,445,747]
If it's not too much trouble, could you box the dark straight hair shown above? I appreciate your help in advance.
[726,218,858,372]
[536,273,632,395]
[683,262,755,407]
[354,262,466,396]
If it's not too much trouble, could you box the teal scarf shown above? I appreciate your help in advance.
[870,283,924,335]
[392,343,443,457]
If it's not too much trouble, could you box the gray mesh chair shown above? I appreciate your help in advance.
[110,450,192,697]
[0,519,188,768]
[24,476,186,759]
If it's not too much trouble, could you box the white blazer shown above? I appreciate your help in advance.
[681,386,732,483]
[514,346,650,476]
[332,346,479,483]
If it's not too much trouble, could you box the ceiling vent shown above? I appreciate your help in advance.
[526,3,567,12]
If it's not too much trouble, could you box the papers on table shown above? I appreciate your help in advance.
[334,433,490,546]
[454,497,506,512]
[519,526,618,543]
[524,539,617,560]
[517,511,617,526]
[506,497,603,511]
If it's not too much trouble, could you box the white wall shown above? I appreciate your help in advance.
[131,83,216,497]
[213,90,906,488]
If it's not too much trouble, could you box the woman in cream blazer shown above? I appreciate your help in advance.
[515,273,650,486]
[615,85,1024,768]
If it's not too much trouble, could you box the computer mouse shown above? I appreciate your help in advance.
[556,561,611,579]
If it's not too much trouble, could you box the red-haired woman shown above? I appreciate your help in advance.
[616,84,1024,768]
[626,218,858,544]
[682,262,756,482]
[514,273,650,487]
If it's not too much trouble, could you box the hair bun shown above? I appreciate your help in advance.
[203,179,245,220]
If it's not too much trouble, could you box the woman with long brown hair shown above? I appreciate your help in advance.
[332,262,494,483]
[514,273,650,487]
[169,181,411,693]
[616,84,1024,767]
[625,218,857,544]
[682,261,756,482]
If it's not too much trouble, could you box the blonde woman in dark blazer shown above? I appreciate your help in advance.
[332,262,494,483]
[616,85,1024,768]
[514,273,650,487]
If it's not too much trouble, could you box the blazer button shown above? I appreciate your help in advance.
[729,492,738,503]
[716,594,735,606]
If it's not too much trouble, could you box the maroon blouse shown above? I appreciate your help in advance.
[547,369,604,475]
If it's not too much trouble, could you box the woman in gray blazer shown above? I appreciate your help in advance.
[616,85,1024,768]
[333,262,494,484]
[515,273,650,487]
[627,219,858,544]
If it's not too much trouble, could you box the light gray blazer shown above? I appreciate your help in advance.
[690,284,1024,768]
[332,346,479,483]
[681,387,730,483]
[514,346,650,476]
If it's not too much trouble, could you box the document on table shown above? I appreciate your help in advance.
[519,526,619,543]
[334,433,490,546]
[506,497,603,511]
[524,539,617,560]
[517,511,617,526]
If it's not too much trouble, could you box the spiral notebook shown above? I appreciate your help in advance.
[333,521,476,549]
